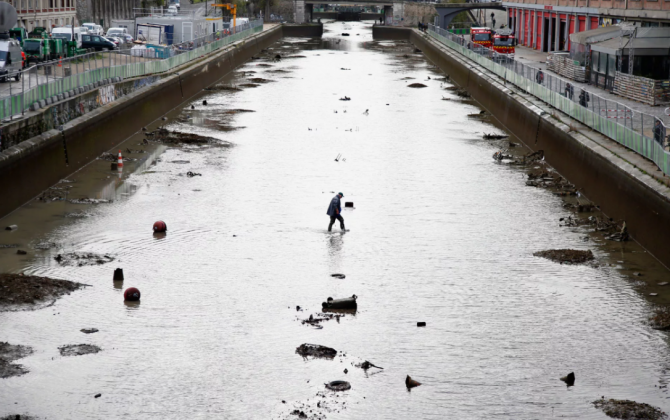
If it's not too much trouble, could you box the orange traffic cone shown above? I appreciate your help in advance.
[117,150,123,168]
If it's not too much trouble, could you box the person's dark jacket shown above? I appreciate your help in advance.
[327,195,341,217]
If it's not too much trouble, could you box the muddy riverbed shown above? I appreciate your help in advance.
[1,21,670,419]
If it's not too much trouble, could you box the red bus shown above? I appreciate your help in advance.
[470,27,492,48]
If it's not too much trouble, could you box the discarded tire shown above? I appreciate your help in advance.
[325,380,351,391]
[124,287,141,301]
[153,221,167,233]
[322,295,357,310]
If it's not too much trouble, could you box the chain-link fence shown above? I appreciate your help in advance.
[428,24,670,177]
[0,19,263,122]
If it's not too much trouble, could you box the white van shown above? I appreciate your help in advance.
[0,37,24,81]
[82,23,102,35]
[106,27,129,38]
[52,27,84,48]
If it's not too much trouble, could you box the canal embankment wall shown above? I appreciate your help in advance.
[373,26,670,268]
[0,24,295,220]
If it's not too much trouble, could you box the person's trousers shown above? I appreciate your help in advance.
[328,215,345,231]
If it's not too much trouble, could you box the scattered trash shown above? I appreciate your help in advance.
[171,160,191,164]
[560,372,575,386]
[68,198,112,204]
[533,249,594,264]
[54,253,115,267]
[650,293,659,297]
[58,344,101,357]
[322,295,357,310]
[145,128,224,145]
[342,33,350,36]
[633,272,642,277]
[417,322,426,327]
[5,225,17,231]
[301,312,348,327]
[659,282,668,286]
[296,343,337,359]
[406,375,421,389]
[325,380,351,391]
[343,368,348,374]
[202,100,208,106]
[0,273,86,310]
[339,96,351,101]
[331,274,346,279]
[94,393,102,398]
[153,221,167,233]
[356,360,384,370]
[186,171,202,177]
[407,83,427,88]
[592,398,667,420]
[124,287,141,302]
[483,133,509,140]
[16,250,27,255]
[248,78,274,84]
[204,84,241,92]
[239,83,260,88]
[113,268,124,281]
[344,202,354,208]
[80,328,99,334]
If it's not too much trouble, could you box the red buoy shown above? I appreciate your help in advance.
[124,287,141,301]
[153,221,167,232]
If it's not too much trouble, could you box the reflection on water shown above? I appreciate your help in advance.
[2,21,670,420]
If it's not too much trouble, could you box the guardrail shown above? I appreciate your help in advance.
[0,20,263,123]
[427,24,670,177]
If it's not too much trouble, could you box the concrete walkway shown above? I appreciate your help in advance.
[514,45,670,124]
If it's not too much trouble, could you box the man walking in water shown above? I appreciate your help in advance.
[327,192,346,232]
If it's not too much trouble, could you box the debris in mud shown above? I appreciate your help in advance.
[483,133,509,140]
[36,186,72,202]
[325,380,351,391]
[224,109,255,114]
[256,63,273,67]
[58,344,101,357]
[280,390,348,420]
[146,128,224,146]
[560,372,575,386]
[407,83,427,88]
[68,197,112,204]
[16,250,27,255]
[296,343,337,359]
[322,295,357,310]
[0,273,85,310]
[340,68,350,70]
[64,211,90,218]
[406,375,422,389]
[204,84,241,91]
[240,83,260,88]
[339,96,351,101]
[81,328,99,334]
[648,306,670,330]
[248,78,274,83]
[331,273,346,279]
[592,398,667,420]
[171,160,190,164]
[0,244,19,248]
[356,360,384,370]
[54,252,114,267]
[186,171,202,177]
[468,111,487,118]
[455,90,470,98]
[533,249,594,264]
[0,415,42,420]
[301,312,347,328]
[0,342,33,378]
[267,69,290,73]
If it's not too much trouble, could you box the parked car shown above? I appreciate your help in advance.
[175,2,181,10]
[106,27,129,38]
[81,34,116,51]
[167,5,178,15]
[120,34,134,44]
[0,38,24,81]
[82,23,102,36]
[105,36,121,47]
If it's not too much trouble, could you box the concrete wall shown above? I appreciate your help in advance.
[0,25,283,220]
[78,0,139,28]
[374,27,670,268]
[283,23,323,37]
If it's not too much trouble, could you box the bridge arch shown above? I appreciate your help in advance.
[435,3,505,29]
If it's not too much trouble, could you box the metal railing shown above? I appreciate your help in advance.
[0,20,263,124]
[428,24,670,177]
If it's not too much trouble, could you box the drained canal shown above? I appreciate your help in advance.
[2,21,670,419]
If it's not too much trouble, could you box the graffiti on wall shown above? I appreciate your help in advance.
[97,85,116,106]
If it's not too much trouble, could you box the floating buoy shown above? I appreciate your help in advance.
[117,150,123,168]
[113,268,124,281]
[124,287,140,301]
[153,221,167,232]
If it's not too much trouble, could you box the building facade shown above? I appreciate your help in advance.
[504,0,670,52]
[1,0,77,31]
[78,0,139,28]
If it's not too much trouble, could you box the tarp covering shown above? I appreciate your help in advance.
[590,36,670,56]
[569,25,622,45]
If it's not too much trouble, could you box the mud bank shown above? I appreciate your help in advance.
[0,25,283,220]
[373,27,670,268]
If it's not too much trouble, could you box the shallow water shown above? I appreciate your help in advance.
[2,21,670,419]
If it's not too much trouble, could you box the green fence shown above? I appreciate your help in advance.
[428,25,670,177]
[0,20,263,122]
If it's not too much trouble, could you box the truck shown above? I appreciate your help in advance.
[9,27,27,46]
[470,27,493,49]
[23,38,50,64]
[0,35,25,81]
[492,29,515,56]
[52,27,84,49]
[28,27,48,39]
[47,37,65,60]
